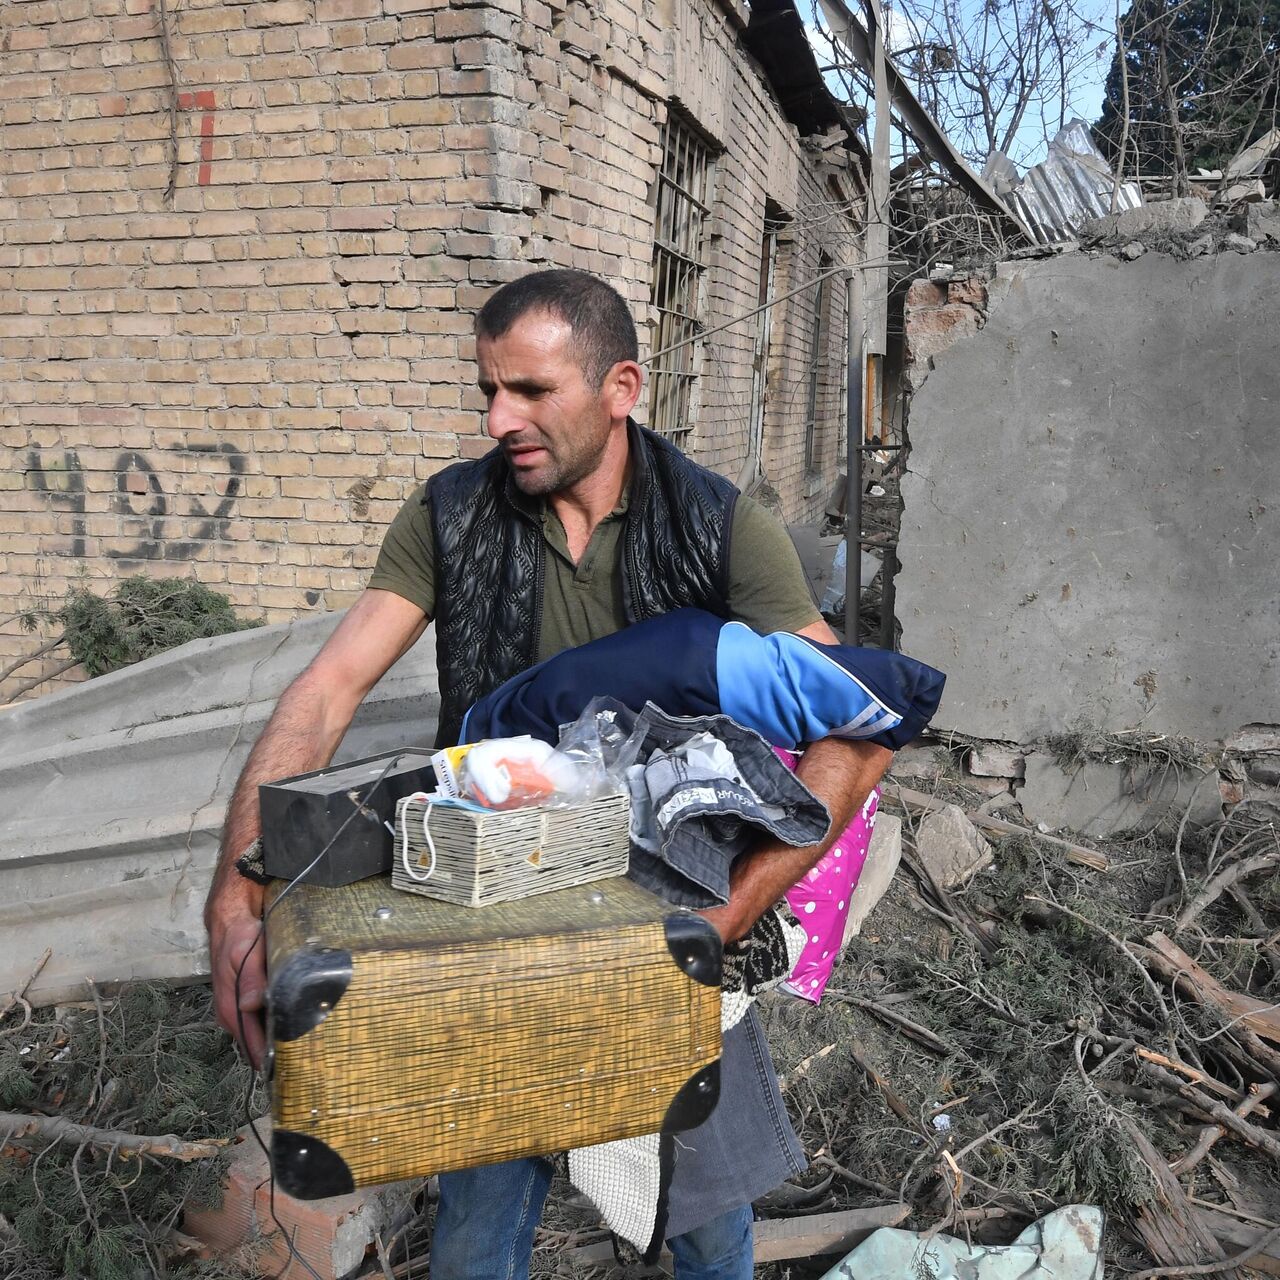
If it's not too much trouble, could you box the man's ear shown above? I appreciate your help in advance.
[603,360,644,421]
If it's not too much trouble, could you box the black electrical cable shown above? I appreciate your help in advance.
[230,749,413,1280]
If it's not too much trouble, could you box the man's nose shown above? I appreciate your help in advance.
[485,390,525,440]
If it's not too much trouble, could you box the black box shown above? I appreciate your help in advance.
[259,749,436,887]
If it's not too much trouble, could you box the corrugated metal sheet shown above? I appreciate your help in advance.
[983,120,1143,246]
[0,613,440,1006]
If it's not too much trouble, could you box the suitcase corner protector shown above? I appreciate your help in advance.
[272,1129,356,1200]
[662,1058,720,1132]
[663,912,722,987]
[268,945,354,1040]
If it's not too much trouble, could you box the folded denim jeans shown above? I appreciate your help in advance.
[623,703,832,909]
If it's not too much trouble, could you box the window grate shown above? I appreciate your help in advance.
[649,113,714,443]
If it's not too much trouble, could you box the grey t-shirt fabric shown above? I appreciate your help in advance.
[622,704,832,909]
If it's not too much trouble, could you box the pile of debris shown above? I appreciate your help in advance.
[1079,193,1280,261]
[2,747,1276,1279]
[744,754,1280,1278]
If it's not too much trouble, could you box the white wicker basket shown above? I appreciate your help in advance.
[391,791,631,907]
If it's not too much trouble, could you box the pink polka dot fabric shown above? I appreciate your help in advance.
[774,746,880,1004]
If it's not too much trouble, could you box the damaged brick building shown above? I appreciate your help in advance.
[0,0,866,701]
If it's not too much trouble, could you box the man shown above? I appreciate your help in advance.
[205,269,890,1279]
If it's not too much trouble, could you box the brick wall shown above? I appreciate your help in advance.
[0,0,860,701]
[902,271,991,398]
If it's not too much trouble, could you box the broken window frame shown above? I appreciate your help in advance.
[649,111,716,444]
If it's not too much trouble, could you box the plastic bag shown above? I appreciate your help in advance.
[553,696,647,801]
[458,736,579,810]
[774,746,880,1003]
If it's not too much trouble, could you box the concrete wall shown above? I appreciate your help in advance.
[0,0,857,700]
[897,248,1279,760]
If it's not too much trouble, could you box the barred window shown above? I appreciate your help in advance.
[649,113,714,443]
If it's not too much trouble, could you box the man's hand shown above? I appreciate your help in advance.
[210,902,268,1069]
[203,588,429,1066]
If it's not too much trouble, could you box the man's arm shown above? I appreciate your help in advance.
[205,588,428,1065]
[698,619,893,945]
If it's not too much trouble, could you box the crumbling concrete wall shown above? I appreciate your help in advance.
[897,245,1280,832]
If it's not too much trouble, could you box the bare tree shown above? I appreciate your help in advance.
[870,0,1111,167]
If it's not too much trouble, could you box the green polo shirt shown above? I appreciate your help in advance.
[369,483,820,660]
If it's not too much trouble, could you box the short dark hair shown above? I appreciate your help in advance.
[475,269,639,389]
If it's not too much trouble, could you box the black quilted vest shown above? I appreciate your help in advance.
[427,419,738,747]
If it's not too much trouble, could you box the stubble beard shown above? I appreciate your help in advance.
[505,423,610,498]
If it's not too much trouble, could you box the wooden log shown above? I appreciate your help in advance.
[1187,1209,1280,1280]
[1145,933,1280,1045]
[564,1203,911,1267]
[1119,1118,1240,1279]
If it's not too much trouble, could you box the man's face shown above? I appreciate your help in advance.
[476,310,613,497]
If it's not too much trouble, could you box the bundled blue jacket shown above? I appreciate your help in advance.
[462,608,945,750]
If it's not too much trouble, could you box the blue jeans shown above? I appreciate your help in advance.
[432,1158,753,1279]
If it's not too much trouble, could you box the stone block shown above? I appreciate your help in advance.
[966,742,1025,779]
[1082,195,1207,241]
[843,813,902,945]
[1223,232,1257,253]
[183,1121,420,1279]
[914,804,993,888]
[1232,200,1280,243]
[1226,724,1280,754]
[1017,753,1222,838]
[888,744,949,784]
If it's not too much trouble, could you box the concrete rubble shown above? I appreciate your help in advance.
[967,743,1025,779]
[1080,194,1208,241]
[1233,199,1280,243]
[1018,754,1222,839]
[842,813,903,943]
[897,242,1279,836]
[914,804,994,888]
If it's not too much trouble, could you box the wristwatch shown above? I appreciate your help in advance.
[234,836,269,885]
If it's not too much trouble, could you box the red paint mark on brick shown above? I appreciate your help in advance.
[175,91,217,185]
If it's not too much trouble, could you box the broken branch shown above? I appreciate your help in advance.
[1175,851,1280,935]
[0,948,52,1025]
[0,1112,227,1162]
[1137,1064,1280,1165]
[1170,1082,1277,1177]
[847,1037,920,1128]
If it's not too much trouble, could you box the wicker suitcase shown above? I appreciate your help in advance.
[265,874,722,1198]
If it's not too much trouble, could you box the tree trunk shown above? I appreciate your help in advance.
[1157,22,1190,196]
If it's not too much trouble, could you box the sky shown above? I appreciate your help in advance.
[800,0,1115,171]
